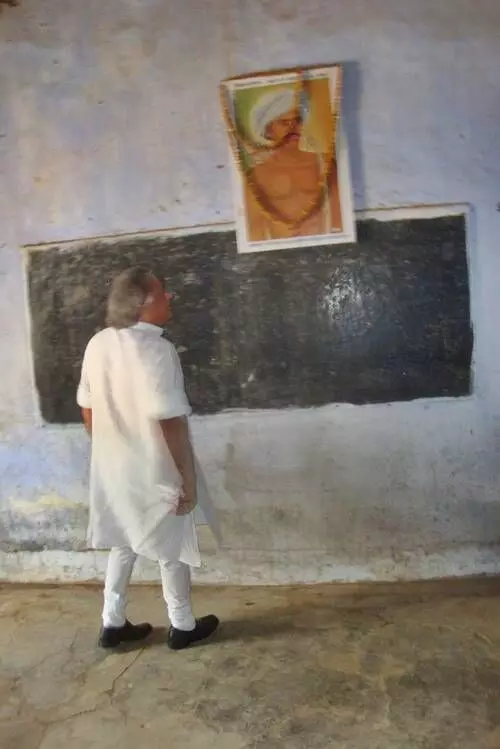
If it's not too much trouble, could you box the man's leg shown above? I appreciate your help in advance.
[159,560,219,650]
[159,560,196,631]
[99,546,152,648]
[103,546,137,627]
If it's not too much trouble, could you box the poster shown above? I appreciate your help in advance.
[220,64,356,254]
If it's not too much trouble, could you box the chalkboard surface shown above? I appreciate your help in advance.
[27,216,472,424]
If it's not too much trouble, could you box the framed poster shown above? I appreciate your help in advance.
[220,64,356,254]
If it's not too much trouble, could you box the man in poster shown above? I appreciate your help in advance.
[245,86,342,241]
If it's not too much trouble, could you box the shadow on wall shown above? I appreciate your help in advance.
[215,497,500,557]
[3,497,500,557]
[0,0,19,14]
[342,60,365,210]
[0,494,500,563]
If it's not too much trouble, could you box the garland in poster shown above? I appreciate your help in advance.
[220,70,342,230]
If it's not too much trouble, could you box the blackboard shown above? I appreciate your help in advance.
[26,215,473,424]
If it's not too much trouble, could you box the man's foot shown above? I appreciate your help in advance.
[98,619,153,649]
[167,615,219,651]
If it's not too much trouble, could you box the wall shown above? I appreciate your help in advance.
[1,0,500,584]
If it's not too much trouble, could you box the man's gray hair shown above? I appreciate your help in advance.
[106,267,153,328]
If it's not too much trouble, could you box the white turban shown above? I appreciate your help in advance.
[249,87,297,145]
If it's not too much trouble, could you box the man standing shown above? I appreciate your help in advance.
[77,267,219,650]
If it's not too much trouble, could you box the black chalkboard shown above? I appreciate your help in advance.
[26,216,473,424]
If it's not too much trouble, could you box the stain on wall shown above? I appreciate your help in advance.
[26,214,472,424]
[0,0,19,14]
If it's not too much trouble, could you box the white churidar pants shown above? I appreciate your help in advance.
[102,546,196,631]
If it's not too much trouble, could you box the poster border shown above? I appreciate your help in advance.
[221,64,356,254]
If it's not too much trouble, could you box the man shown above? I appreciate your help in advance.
[77,267,219,650]
[245,86,342,241]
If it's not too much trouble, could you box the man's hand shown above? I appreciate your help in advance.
[81,408,92,436]
[176,493,197,516]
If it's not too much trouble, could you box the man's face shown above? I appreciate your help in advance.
[148,275,173,325]
[267,107,302,145]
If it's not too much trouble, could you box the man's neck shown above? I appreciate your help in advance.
[138,316,162,327]
[133,320,163,332]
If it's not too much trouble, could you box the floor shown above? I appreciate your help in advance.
[2,579,500,749]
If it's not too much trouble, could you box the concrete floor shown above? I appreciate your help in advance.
[2,579,500,749]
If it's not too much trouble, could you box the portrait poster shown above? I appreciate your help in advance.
[220,65,356,254]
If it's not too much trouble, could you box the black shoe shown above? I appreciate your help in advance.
[98,619,153,649]
[167,615,219,651]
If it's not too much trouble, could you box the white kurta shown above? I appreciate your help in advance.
[76,322,220,567]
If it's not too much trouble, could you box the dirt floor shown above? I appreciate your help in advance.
[2,577,500,748]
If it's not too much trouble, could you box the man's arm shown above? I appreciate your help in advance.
[159,416,197,516]
[147,340,196,516]
[81,408,92,436]
[77,343,92,430]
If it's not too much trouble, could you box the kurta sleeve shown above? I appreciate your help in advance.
[143,341,192,420]
[76,346,92,409]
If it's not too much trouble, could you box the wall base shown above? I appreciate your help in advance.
[2,547,500,586]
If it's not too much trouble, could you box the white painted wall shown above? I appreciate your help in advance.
[1,0,500,584]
